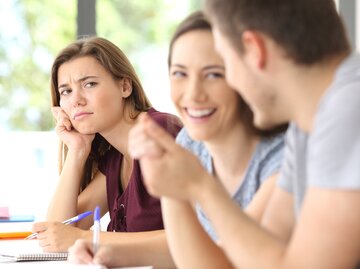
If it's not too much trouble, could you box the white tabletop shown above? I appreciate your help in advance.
[0,240,152,269]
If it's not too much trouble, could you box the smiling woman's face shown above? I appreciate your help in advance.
[169,30,241,141]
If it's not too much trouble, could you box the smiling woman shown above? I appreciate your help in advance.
[124,11,287,269]
[30,37,182,268]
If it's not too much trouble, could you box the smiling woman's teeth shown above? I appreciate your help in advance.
[187,108,215,118]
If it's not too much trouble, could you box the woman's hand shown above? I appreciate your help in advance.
[68,239,117,267]
[31,221,89,252]
[52,106,95,157]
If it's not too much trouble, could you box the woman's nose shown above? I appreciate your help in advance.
[70,89,86,107]
[186,77,206,101]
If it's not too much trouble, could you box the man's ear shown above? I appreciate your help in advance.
[241,30,266,69]
[121,78,132,98]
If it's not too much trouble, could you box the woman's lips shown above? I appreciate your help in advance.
[73,112,93,120]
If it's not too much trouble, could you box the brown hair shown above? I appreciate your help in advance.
[204,0,351,65]
[168,11,286,137]
[50,37,151,192]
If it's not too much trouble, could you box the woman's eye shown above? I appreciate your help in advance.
[60,89,71,96]
[171,71,186,78]
[84,81,97,88]
[206,72,224,79]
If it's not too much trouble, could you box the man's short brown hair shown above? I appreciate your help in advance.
[204,0,351,65]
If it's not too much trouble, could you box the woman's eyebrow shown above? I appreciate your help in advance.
[58,75,99,89]
[170,64,187,69]
[203,65,225,71]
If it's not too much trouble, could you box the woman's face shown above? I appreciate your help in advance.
[57,56,130,135]
[170,30,241,141]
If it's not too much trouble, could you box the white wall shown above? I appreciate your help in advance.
[0,132,58,220]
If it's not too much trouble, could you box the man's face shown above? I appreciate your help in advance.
[212,27,286,129]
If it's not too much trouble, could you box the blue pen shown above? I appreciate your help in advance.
[93,206,101,255]
[25,211,93,240]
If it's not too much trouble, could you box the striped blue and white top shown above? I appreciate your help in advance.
[176,128,285,242]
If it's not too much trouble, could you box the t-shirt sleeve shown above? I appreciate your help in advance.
[277,124,297,193]
[308,86,360,189]
[259,134,285,183]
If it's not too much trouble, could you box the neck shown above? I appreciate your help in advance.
[100,110,141,157]
[205,122,258,193]
[280,52,349,133]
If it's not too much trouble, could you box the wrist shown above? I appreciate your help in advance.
[82,229,93,241]
[66,148,90,164]
[188,172,216,205]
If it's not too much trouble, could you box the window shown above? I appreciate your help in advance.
[0,0,200,219]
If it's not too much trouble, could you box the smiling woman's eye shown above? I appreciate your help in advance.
[171,70,187,78]
[206,72,224,79]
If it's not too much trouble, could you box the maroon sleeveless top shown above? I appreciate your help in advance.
[99,108,182,232]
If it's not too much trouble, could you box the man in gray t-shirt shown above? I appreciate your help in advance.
[279,55,360,218]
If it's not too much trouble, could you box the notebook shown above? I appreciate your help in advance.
[0,251,68,262]
[0,239,68,262]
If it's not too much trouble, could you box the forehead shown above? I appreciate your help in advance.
[171,30,224,66]
[58,56,106,81]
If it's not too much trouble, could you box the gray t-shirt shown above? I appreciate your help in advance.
[176,128,285,241]
[278,53,360,217]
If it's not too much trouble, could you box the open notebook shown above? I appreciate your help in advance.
[0,239,67,262]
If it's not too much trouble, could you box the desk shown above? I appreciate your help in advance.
[0,240,152,269]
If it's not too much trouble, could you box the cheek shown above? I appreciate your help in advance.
[59,99,68,110]
[170,83,182,105]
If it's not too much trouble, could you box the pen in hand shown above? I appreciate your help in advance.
[93,206,101,255]
[25,211,93,240]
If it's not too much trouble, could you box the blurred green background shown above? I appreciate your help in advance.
[0,0,201,131]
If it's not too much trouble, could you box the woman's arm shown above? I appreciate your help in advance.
[161,198,234,269]
[33,171,108,251]
[245,173,278,222]
[46,148,90,223]
[46,107,104,227]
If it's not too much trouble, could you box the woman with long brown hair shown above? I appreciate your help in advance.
[31,37,182,267]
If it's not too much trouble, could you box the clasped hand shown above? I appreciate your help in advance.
[128,114,209,202]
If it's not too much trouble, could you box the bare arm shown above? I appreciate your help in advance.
[260,186,295,243]
[161,198,234,269]
[46,169,108,229]
[197,177,360,269]
[46,107,107,228]
[129,116,360,269]
[245,173,278,222]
